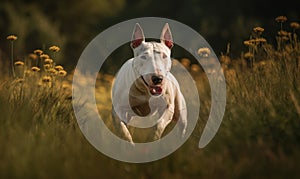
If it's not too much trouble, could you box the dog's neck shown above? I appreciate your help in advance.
[129,77,151,116]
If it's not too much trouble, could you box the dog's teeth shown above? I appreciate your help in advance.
[150,87,162,95]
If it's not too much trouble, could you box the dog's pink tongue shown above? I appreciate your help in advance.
[150,86,162,95]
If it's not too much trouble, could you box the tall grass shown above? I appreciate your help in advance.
[0,16,300,178]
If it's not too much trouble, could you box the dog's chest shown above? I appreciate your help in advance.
[129,82,172,117]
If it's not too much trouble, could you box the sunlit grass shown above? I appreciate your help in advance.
[0,16,300,178]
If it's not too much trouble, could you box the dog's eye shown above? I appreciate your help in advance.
[140,55,147,60]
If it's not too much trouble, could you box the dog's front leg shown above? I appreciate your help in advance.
[112,109,135,145]
[173,91,187,139]
[153,109,174,141]
[177,107,187,138]
[120,121,135,145]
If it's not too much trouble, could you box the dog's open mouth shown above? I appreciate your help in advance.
[141,76,163,96]
[149,85,162,96]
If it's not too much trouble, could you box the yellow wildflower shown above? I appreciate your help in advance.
[255,38,267,43]
[191,64,200,73]
[277,30,290,36]
[244,52,254,59]
[28,53,38,60]
[275,16,287,23]
[220,55,231,65]
[44,64,51,70]
[34,49,43,55]
[54,65,64,71]
[253,27,264,33]
[14,61,25,66]
[243,40,256,46]
[6,35,17,41]
[49,45,60,52]
[290,22,300,30]
[180,58,191,68]
[42,76,52,83]
[40,54,50,60]
[48,69,57,75]
[197,47,211,57]
[243,40,251,46]
[58,70,67,77]
[44,58,53,64]
[31,67,41,72]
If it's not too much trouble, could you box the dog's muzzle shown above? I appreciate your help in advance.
[141,75,163,96]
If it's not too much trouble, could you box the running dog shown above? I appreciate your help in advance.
[112,23,187,144]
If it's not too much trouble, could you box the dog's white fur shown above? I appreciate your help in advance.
[112,23,187,144]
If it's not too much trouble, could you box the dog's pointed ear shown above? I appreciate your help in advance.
[131,23,145,49]
[160,23,173,49]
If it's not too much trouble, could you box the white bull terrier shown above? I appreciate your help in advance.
[112,23,187,144]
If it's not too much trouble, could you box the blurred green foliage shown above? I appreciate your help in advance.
[0,0,299,70]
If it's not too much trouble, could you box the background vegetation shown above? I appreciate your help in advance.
[0,0,300,178]
[0,0,299,68]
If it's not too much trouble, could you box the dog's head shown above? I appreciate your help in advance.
[131,23,173,96]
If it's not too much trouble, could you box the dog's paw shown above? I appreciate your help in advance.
[129,140,135,147]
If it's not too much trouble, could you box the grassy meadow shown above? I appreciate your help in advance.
[0,16,300,178]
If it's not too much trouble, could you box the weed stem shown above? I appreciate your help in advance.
[10,41,15,78]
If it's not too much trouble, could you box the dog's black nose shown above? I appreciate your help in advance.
[151,76,163,85]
